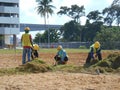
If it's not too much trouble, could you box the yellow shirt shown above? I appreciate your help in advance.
[21,33,32,48]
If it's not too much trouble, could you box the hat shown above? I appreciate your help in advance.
[24,27,30,31]
[94,41,100,48]
[33,44,39,50]
[57,45,63,50]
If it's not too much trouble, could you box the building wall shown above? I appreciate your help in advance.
[0,0,20,35]
[0,0,19,48]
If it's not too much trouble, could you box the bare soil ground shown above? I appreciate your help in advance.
[0,52,120,90]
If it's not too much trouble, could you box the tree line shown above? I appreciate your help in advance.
[34,0,120,49]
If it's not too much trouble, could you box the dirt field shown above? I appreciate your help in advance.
[0,51,120,90]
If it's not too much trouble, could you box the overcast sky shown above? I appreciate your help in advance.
[20,0,114,25]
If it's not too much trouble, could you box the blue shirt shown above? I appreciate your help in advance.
[57,49,67,61]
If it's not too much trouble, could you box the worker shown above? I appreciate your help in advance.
[21,27,33,64]
[85,41,102,64]
[54,45,68,65]
[31,44,39,60]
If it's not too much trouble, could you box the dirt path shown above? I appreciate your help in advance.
[0,72,120,90]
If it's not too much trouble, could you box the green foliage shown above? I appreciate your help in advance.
[83,21,103,42]
[94,26,120,49]
[57,5,85,23]
[35,1,120,43]
[102,5,120,26]
[33,28,61,43]
[36,0,55,19]
[33,33,42,43]
[87,10,103,22]
[60,21,81,41]
[49,28,61,42]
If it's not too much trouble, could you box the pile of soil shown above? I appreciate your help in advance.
[17,59,52,73]
[85,52,120,73]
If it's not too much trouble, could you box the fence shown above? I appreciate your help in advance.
[39,41,120,50]
[39,42,92,48]
[101,41,120,50]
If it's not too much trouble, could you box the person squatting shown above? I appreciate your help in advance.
[31,44,39,60]
[85,41,102,64]
[54,45,69,65]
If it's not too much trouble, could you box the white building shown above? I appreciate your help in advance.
[0,0,19,48]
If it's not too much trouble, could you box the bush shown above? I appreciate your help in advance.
[79,46,87,49]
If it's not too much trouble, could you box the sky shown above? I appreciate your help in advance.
[18,0,114,38]
[20,0,114,25]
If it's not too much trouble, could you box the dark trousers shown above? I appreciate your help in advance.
[85,53,102,63]
[54,55,68,65]
[31,50,38,60]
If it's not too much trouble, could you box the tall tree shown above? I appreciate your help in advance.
[112,5,120,26]
[103,5,120,26]
[36,0,55,25]
[87,10,103,23]
[57,5,85,24]
[36,0,55,45]
[33,28,60,43]
[60,21,81,41]
[102,7,116,26]
[33,33,43,43]
[83,19,103,42]
[111,0,120,6]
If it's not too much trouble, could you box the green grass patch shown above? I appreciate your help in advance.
[51,64,83,73]
[0,49,22,54]
[0,48,89,54]
[17,59,52,73]
[0,68,23,76]
[0,48,112,54]
[38,48,89,54]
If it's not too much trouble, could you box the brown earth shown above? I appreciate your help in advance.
[0,51,120,90]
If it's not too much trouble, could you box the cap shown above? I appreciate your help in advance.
[24,27,30,31]
[33,44,39,50]
[57,45,63,50]
[94,41,100,48]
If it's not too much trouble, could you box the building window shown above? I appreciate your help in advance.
[0,2,19,7]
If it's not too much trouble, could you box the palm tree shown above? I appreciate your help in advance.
[36,0,55,47]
